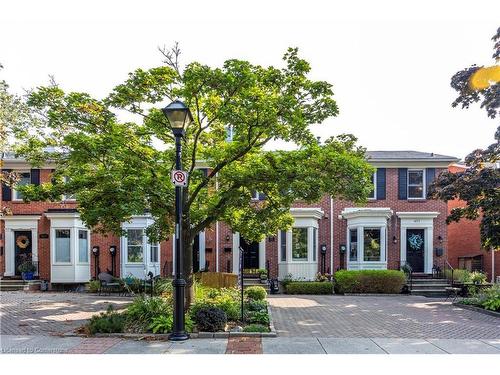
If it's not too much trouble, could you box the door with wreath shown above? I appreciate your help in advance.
[14,231,32,276]
[406,229,425,273]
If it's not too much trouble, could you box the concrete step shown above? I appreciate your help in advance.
[410,289,448,297]
[0,280,41,292]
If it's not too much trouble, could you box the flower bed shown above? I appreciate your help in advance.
[84,278,272,335]
[456,284,500,313]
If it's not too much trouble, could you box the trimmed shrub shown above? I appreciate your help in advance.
[243,324,270,333]
[190,287,240,321]
[247,310,270,325]
[246,299,268,312]
[244,286,267,301]
[285,281,333,295]
[87,306,126,334]
[334,270,405,294]
[194,307,227,332]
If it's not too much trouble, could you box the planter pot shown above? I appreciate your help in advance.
[22,272,34,281]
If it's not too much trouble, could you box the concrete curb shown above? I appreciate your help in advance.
[453,302,500,318]
[343,293,412,297]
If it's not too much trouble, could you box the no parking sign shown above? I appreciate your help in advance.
[171,170,188,187]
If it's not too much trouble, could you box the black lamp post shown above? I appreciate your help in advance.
[109,246,117,276]
[162,99,193,342]
[92,246,100,279]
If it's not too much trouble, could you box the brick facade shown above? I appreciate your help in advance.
[1,152,462,283]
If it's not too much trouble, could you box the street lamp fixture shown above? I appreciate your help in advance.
[162,99,193,342]
[162,100,193,137]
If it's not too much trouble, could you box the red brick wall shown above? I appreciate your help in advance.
[332,168,449,272]
[447,165,499,280]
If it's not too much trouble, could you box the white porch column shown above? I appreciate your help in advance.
[232,232,239,274]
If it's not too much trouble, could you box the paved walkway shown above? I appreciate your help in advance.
[2,335,500,354]
[268,295,500,339]
[0,291,132,336]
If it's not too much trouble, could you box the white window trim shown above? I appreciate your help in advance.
[125,228,146,265]
[347,225,387,267]
[12,170,31,201]
[53,228,73,265]
[368,170,377,200]
[77,229,90,265]
[407,168,426,200]
[150,241,160,264]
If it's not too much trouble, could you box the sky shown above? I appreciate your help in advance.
[1,0,499,160]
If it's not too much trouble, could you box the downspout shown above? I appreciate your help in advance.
[330,196,334,274]
[492,247,495,283]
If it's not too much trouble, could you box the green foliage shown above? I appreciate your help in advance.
[445,269,471,283]
[194,307,227,332]
[126,296,171,324]
[244,286,267,301]
[122,276,145,294]
[460,284,500,312]
[243,324,269,333]
[285,281,334,295]
[7,47,374,285]
[87,280,101,293]
[87,305,126,334]
[314,272,331,282]
[153,278,173,296]
[190,286,240,321]
[148,314,194,333]
[17,261,36,273]
[245,299,268,312]
[246,310,270,325]
[430,28,499,249]
[470,271,487,284]
[334,270,405,294]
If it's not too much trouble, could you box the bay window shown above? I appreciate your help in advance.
[78,230,89,263]
[127,229,144,263]
[150,242,159,263]
[280,230,287,262]
[408,169,425,199]
[349,228,358,261]
[292,228,308,261]
[363,228,381,261]
[55,229,71,263]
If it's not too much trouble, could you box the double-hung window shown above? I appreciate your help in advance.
[55,229,71,263]
[349,228,358,261]
[78,230,89,263]
[408,169,425,199]
[127,229,144,263]
[62,176,76,201]
[291,228,308,261]
[13,171,31,200]
[368,171,376,199]
[363,228,381,261]
[280,230,287,262]
[150,242,159,263]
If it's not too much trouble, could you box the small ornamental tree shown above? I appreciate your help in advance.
[429,28,499,250]
[8,46,374,305]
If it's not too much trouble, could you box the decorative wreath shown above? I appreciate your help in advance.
[408,233,423,250]
[16,235,30,249]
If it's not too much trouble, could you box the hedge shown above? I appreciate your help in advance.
[334,270,405,294]
[285,281,334,295]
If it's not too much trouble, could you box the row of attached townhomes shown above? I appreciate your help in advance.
[2,149,494,286]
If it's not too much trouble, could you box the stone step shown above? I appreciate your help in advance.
[0,280,41,291]
[410,289,449,297]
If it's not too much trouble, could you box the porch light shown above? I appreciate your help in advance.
[225,234,231,242]
[392,236,397,244]
[438,235,443,244]
[92,246,99,255]
[109,245,116,255]
[161,100,193,136]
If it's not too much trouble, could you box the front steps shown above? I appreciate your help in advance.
[409,275,450,297]
[0,279,41,292]
[242,274,270,291]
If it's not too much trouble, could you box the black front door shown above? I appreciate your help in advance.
[241,236,259,269]
[14,231,33,276]
[192,234,200,273]
[406,229,425,273]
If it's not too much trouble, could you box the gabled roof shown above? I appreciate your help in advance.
[366,150,459,162]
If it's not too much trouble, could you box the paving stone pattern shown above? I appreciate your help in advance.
[268,295,500,339]
[0,291,132,335]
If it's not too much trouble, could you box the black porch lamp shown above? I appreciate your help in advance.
[109,246,117,276]
[162,99,193,342]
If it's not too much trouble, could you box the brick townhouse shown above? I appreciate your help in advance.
[446,163,499,282]
[1,150,460,285]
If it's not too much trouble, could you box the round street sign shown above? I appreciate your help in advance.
[171,170,188,187]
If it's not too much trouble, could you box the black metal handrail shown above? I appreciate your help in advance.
[443,259,454,286]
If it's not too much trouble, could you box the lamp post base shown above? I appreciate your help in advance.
[168,331,190,341]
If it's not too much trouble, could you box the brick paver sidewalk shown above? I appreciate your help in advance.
[268,295,500,339]
[226,337,262,354]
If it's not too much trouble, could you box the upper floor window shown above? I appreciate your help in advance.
[13,171,31,200]
[226,125,234,142]
[62,176,76,201]
[368,171,376,199]
[408,169,425,199]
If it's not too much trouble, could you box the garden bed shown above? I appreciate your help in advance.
[82,277,274,337]
[453,302,500,318]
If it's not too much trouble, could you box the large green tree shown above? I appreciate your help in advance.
[429,28,499,250]
[8,47,373,302]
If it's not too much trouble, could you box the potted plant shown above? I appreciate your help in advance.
[18,261,36,280]
[257,269,268,282]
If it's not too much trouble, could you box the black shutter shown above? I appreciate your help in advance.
[2,169,12,201]
[376,168,386,200]
[398,168,408,200]
[426,168,436,197]
[31,169,40,185]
